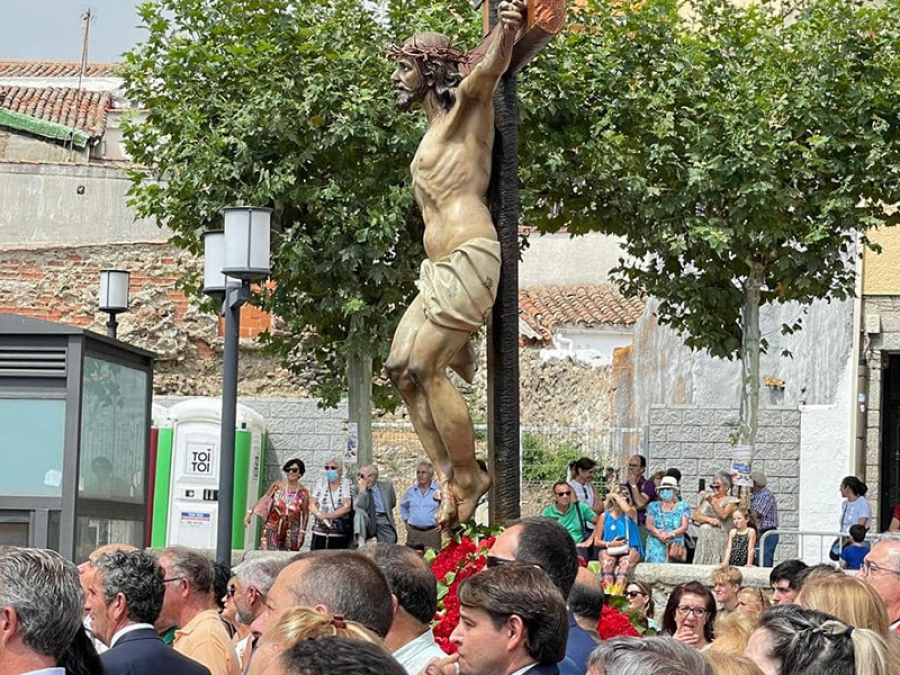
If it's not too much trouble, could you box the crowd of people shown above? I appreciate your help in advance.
[1,453,895,675]
[540,454,887,580]
[3,516,900,675]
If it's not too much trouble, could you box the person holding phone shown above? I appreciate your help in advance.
[595,486,643,589]
[693,471,739,565]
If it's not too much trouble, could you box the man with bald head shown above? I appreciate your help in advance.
[860,534,900,630]
[250,550,394,639]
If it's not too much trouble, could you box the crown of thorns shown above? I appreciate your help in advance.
[386,41,469,67]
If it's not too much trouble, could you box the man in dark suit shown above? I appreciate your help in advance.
[355,464,398,545]
[85,549,211,675]
[425,564,567,675]
[489,517,597,675]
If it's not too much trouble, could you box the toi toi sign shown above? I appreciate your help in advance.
[187,442,214,475]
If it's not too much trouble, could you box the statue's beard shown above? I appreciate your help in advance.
[396,79,430,112]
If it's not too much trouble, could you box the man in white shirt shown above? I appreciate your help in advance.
[370,544,446,675]
[85,550,210,675]
[0,547,83,675]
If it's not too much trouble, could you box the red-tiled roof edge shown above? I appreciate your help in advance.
[0,61,121,78]
[518,283,647,342]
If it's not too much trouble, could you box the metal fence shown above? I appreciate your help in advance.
[371,421,613,518]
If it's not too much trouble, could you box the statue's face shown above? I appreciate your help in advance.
[391,56,428,111]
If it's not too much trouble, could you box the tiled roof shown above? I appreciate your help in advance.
[0,61,120,78]
[0,87,111,137]
[519,283,646,341]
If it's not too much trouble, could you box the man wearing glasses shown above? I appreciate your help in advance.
[541,482,598,549]
[860,535,900,631]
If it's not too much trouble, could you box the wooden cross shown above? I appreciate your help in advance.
[477,0,566,524]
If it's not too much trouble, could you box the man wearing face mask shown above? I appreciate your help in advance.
[644,476,691,563]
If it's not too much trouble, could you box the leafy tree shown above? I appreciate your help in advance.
[122,0,478,409]
[518,0,900,447]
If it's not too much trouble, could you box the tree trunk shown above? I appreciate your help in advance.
[347,316,373,467]
[738,261,765,449]
[737,261,764,508]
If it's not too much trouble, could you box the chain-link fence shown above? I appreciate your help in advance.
[372,422,613,519]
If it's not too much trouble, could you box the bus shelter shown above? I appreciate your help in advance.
[0,313,154,560]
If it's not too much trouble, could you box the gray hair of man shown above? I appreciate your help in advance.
[872,532,900,564]
[361,464,380,480]
[161,546,214,595]
[93,550,165,625]
[588,636,713,675]
[417,460,434,475]
[232,555,288,595]
[0,547,84,659]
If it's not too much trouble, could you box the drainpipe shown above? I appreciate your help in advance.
[849,230,866,478]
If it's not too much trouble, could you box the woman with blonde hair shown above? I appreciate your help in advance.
[709,611,759,656]
[798,573,890,637]
[703,651,765,675]
[735,587,770,618]
[798,573,900,675]
[248,607,382,675]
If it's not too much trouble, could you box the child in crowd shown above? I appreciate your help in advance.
[723,507,756,567]
[839,523,869,570]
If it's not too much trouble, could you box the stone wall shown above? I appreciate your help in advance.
[648,404,800,541]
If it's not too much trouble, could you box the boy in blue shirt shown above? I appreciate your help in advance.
[840,524,869,571]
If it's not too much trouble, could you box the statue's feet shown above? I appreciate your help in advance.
[437,479,460,529]
[449,465,492,527]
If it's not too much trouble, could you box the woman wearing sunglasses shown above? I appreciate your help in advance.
[625,581,660,632]
[246,458,310,551]
[693,471,739,565]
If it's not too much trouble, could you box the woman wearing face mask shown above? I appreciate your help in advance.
[644,476,690,563]
[309,459,353,550]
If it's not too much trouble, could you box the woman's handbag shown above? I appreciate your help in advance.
[667,541,688,562]
[607,543,630,556]
[251,486,276,518]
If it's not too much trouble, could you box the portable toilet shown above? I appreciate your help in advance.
[151,398,266,549]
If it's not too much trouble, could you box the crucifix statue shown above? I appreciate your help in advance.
[386,0,565,529]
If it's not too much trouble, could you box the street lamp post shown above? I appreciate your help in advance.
[98,269,130,339]
[203,209,271,566]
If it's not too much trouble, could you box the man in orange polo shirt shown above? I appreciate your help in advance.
[157,546,239,675]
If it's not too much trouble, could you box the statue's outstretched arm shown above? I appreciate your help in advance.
[461,0,525,102]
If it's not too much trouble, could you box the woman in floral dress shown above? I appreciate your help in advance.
[645,476,690,563]
[246,458,309,551]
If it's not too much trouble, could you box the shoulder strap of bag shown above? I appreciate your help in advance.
[575,501,588,536]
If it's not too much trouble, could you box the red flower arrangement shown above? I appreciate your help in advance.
[428,526,644,653]
[428,524,497,654]
[598,603,642,640]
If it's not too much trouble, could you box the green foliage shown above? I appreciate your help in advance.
[520,0,900,359]
[521,432,590,483]
[121,0,477,409]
